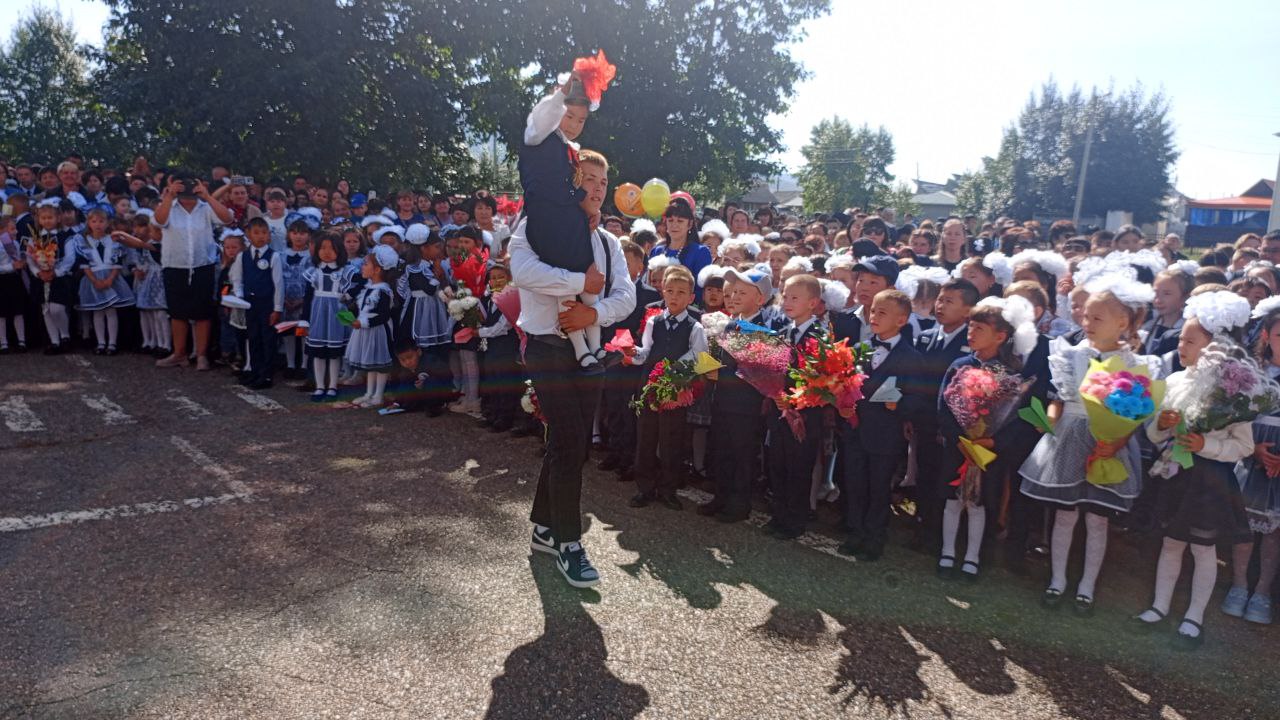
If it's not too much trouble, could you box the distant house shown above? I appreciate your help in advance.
[1185,179,1273,246]
[911,189,958,222]
[733,180,780,213]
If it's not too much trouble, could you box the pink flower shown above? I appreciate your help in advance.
[1113,378,1134,393]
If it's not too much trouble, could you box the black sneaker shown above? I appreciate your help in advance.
[556,542,601,588]
[530,526,557,556]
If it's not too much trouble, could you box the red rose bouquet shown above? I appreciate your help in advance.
[942,364,1032,505]
[783,336,870,440]
[630,359,705,413]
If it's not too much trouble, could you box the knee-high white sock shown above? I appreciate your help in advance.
[1049,508,1078,593]
[362,372,376,401]
[156,311,171,348]
[371,371,388,403]
[569,330,591,364]
[105,308,118,347]
[1077,512,1110,600]
[1141,537,1187,620]
[284,336,299,369]
[941,499,962,566]
[585,324,601,356]
[327,358,341,390]
[461,350,479,403]
[313,358,329,390]
[1182,543,1218,636]
[12,314,24,343]
[47,303,70,342]
[1258,532,1280,595]
[42,307,60,344]
[93,311,107,347]
[139,310,154,347]
[964,504,987,566]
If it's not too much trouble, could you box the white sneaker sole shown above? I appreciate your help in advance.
[557,559,601,589]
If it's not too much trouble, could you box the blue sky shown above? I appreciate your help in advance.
[6,0,1279,200]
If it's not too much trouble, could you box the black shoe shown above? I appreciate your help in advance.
[94,345,107,356]
[489,420,512,433]
[1128,607,1168,635]
[1041,588,1065,610]
[154,347,172,359]
[936,556,957,580]
[425,405,445,418]
[601,350,624,369]
[1073,594,1095,618]
[530,526,557,556]
[771,526,803,541]
[556,541,601,588]
[0,346,8,355]
[1170,620,1204,651]
[476,416,494,428]
[856,545,883,562]
[598,455,623,473]
[43,343,62,355]
[629,492,653,508]
[237,373,255,386]
[837,538,865,557]
[248,379,274,390]
[578,358,605,376]
[509,425,533,437]
[960,560,980,583]
[106,346,119,356]
[14,342,27,353]
[715,510,749,524]
[658,494,683,511]
[696,500,724,517]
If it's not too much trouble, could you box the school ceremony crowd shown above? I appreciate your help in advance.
[5,98,1280,653]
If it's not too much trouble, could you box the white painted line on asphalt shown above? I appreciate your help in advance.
[0,395,46,432]
[0,493,252,533]
[65,353,107,381]
[675,486,854,563]
[170,435,252,495]
[80,394,136,425]
[165,390,212,419]
[228,386,287,412]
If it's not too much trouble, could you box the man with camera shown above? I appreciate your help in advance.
[153,172,234,371]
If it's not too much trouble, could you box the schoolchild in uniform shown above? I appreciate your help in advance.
[302,231,352,401]
[0,214,29,352]
[230,217,283,389]
[281,211,317,379]
[397,223,454,415]
[477,263,521,432]
[26,198,75,353]
[345,244,402,408]
[68,204,135,354]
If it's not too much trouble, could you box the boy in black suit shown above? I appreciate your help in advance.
[829,254,919,347]
[910,278,979,550]
[837,288,926,560]
[765,274,826,540]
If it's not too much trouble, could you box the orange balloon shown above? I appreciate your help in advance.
[613,183,644,217]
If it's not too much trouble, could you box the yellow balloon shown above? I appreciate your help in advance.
[640,178,671,218]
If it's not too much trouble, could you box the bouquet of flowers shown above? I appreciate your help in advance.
[1078,356,1166,485]
[717,325,791,404]
[1151,344,1280,478]
[447,287,484,344]
[630,359,706,413]
[520,379,545,423]
[942,365,1032,505]
[451,249,489,298]
[700,311,733,350]
[784,336,870,440]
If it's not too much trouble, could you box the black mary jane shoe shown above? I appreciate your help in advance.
[1128,607,1168,634]
[1073,594,1095,618]
[106,346,119,356]
[94,345,107,356]
[1170,619,1204,651]
[960,560,980,584]
[628,492,653,509]
[1041,588,1065,610]
[936,556,957,580]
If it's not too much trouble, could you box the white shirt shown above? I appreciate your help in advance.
[524,90,579,149]
[229,246,285,313]
[265,213,288,253]
[929,323,967,352]
[157,200,218,269]
[508,219,636,337]
[787,317,817,344]
[632,309,709,365]
[871,333,901,370]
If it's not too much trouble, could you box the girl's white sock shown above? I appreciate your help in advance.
[1181,543,1217,636]
[964,503,986,567]
[1049,508,1078,593]
[941,499,961,566]
[155,311,172,349]
[105,308,118,347]
[93,311,107,347]
[313,358,329,390]
[327,359,341,391]
[1140,537,1186,621]
[139,309,155,347]
[0,317,7,348]
[12,315,24,343]
[1076,512,1109,600]
[370,372,388,404]
[461,349,479,404]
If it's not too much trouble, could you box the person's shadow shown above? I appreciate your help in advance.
[484,557,650,720]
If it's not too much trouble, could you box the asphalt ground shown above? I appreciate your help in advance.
[1,349,1278,719]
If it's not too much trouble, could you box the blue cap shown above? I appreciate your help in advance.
[852,255,900,284]
[349,192,367,208]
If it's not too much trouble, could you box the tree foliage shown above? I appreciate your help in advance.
[958,81,1177,223]
[3,0,830,199]
[796,117,895,213]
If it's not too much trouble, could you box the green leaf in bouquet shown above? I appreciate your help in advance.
[337,309,356,326]
[1170,419,1195,470]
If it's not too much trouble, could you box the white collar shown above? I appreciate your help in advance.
[320,262,338,270]
[662,309,689,323]
[874,333,901,349]
[939,323,966,344]
[791,317,816,337]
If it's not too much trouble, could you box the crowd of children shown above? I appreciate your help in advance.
[3,156,1280,650]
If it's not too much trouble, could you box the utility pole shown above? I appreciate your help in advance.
[1072,125,1094,226]
[1269,131,1280,233]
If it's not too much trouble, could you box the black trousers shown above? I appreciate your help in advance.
[602,366,643,467]
[525,337,601,543]
[418,344,455,411]
[840,430,900,551]
[913,421,945,545]
[634,407,687,497]
[710,410,762,516]
[770,408,823,534]
[480,335,521,424]
[245,305,277,383]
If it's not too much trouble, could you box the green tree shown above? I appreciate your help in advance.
[876,181,919,220]
[962,81,1176,223]
[796,117,895,213]
[0,9,106,163]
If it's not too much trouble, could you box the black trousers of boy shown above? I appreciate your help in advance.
[634,407,687,499]
[245,304,277,384]
[840,429,900,554]
[525,337,600,544]
[418,344,455,412]
[710,410,762,518]
[481,335,521,426]
[770,408,823,535]
[602,366,643,469]
[912,420,945,549]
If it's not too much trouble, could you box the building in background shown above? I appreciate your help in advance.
[1185,179,1273,246]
